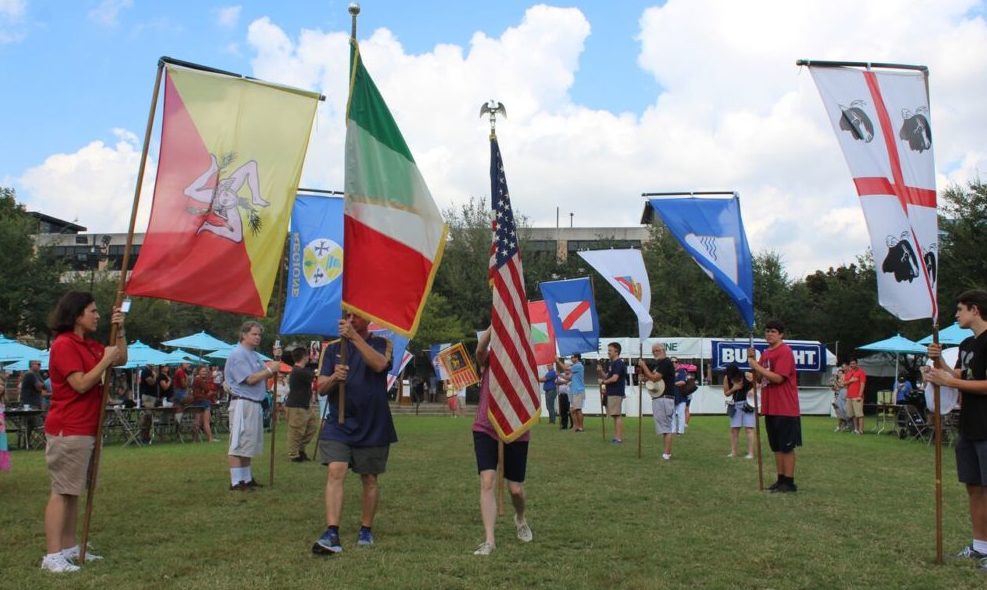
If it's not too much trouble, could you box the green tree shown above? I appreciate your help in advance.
[937,179,987,307]
[0,187,66,341]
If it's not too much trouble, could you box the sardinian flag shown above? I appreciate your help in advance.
[486,134,541,442]
[808,64,938,321]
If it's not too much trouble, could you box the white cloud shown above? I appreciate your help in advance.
[237,2,987,277]
[88,0,133,26]
[18,129,154,232]
[0,0,26,43]
[16,2,986,280]
[216,5,241,29]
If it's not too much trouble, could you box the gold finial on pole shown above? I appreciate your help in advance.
[479,100,507,138]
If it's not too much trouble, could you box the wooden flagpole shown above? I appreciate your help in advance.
[637,342,644,459]
[932,324,943,564]
[268,242,288,486]
[80,60,165,561]
[750,332,764,492]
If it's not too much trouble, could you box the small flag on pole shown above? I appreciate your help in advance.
[577,249,653,342]
[539,277,600,355]
[526,300,558,366]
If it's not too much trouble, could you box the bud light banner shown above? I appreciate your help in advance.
[712,340,826,372]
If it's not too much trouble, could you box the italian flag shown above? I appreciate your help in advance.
[343,40,447,337]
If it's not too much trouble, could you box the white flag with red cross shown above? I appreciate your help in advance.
[808,64,938,321]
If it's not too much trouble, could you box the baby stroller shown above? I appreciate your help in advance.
[895,404,931,442]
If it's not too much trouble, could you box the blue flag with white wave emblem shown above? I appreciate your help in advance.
[646,196,754,329]
[539,277,599,355]
[280,193,344,335]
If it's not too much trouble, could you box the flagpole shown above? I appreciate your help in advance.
[268,241,288,486]
[80,59,165,561]
[750,331,765,492]
[337,1,362,425]
[932,323,943,564]
[795,58,928,73]
[637,342,644,459]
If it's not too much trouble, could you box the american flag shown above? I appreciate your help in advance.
[486,136,541,442]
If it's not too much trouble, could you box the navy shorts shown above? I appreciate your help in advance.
[473,431,528,482]
[955,436,987,486]
[765,415,802,453]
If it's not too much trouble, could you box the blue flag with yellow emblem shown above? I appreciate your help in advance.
[280,193,344,335]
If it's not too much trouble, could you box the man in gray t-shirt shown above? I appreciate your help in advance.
[224,321,280,491]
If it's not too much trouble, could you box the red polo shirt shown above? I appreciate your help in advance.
[45,332,106,436]
[845,367,866,399]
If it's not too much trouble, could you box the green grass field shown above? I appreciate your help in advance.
[1,413,984,589]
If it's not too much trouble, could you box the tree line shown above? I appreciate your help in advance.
[1,182,984,362]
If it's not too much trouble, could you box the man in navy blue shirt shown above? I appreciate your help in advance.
[598,342,626,444]
[312,312,395,556]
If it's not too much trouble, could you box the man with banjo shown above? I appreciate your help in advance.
[637,343,678,461]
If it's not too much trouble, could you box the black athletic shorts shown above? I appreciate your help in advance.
[955,435,987,486]
[473,431,529,482]
[765,415,802,453]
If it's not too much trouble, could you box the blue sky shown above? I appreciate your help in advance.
[2,0,985,277]
[0,0,659,179]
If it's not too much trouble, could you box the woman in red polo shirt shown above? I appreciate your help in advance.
[41,291,126,574]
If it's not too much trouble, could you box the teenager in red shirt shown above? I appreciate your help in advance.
[41,292,126,573]
[748,319,801,493]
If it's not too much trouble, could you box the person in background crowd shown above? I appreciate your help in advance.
[445,380,459,417]
[723,363,756,459]
[556,359,572,430]
[831,365,849,432]
[637,343,677,461]
[0,372,10,472]
[191,365,218,443]
[568,353,586,432]
[844,359,867,435]
[19,359,47,444]
[285,347,318,462]
[41,291,127,573]
[598,342,626,444]
[895,375,913,404]
[539,363,558,425]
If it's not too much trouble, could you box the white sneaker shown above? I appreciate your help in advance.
[514,514,533,542]
[63,544,103,562]
[473,542,495,556]
[744,453,754,460]
[661,453,672,461]
[726,452,736,458]
[41,553,80,573]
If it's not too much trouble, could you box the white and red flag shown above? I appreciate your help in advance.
[809,64,938,321]
[487,135,541,442]
[577,249,653,342]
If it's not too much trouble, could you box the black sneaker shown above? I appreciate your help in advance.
[229,481,253,492]
[767,480,781,492]
[290,455,305,463]
[770,482,797,494]
[246,479,264,488]
[299,451,310,462]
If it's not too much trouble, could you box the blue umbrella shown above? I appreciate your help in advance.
[917,323,974,346]
[4,350,50,371]
[0,334,46,365]
[205,346,271,361]
[858,334,928,354]
[161,331,233,351]
[161,349,208,365]
[122,340,172,369]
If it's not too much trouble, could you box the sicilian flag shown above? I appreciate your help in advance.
[539,277,599,355]
[343,40,447,337]
[526,300,557,366]
[126,61,320,315]
[645,196,754,329]
[280,193,344,336]
[577,249,653,342]
[808,64,938,321]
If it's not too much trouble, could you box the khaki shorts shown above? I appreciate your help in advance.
[228,398,264,457]
[45,435,95,496]
[845,397,864,418]
[606,396,624,416]
[570,393,586,410]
